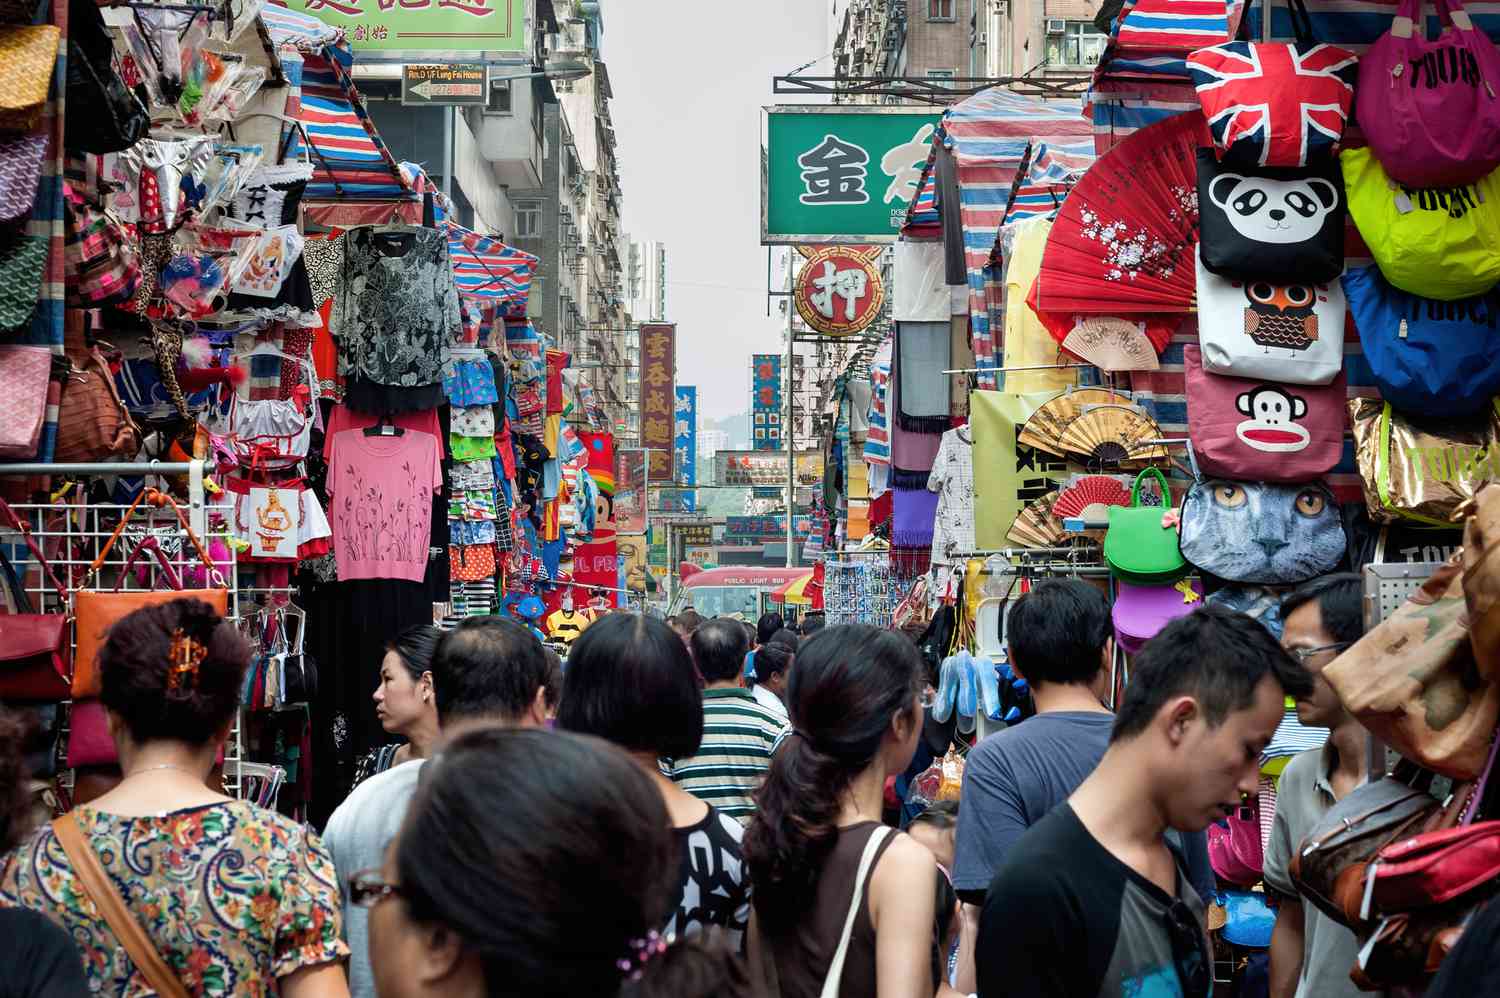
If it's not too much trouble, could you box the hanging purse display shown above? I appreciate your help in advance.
[1104,467,1190,585]
[0,344,52,459]
[1195,249,1346,386]
[1323,553,1500,780]
[1179,479,1345,584]
[63,184,142,307]
[1195,150,1345,284]
[1356,0,1500,188]
[72,489,229,699]
[63,0,147,154]
[450,543,497,583]
[1349,396,1500,525]
[1185,0,1357,168]
[0,229,46,331]
[55,346,142,464]
[1342,147,1500,302]
[1183,344,1346,483]
[0,24,60,132]
[1343,264,1500,418]
[0,498,71,702]
[0,132,46,223]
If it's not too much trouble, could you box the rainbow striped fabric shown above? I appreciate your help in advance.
[445,222,539,317]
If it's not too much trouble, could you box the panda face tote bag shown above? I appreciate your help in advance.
[1195,249,1347,385]
[1196,150,1346,284]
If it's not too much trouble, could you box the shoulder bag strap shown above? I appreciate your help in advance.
[50,814,192,998]
[821,825,895,998]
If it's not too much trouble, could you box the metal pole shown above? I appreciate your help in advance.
[785,254,796,569]
[442,106,454,199]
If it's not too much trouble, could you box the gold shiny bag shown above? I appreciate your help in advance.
[1350,397,1500,526]
[0,25,60,132]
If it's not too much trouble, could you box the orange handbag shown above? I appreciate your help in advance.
[449,543,496,583]
[72,489,228,698]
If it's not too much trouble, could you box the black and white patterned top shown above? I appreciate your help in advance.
[330,227,459,388]
[665,806,752,948]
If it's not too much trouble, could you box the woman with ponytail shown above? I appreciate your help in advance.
[362,727,756,998]
[743,625,968,998]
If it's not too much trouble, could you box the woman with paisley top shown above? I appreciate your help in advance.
[0,598,350,997]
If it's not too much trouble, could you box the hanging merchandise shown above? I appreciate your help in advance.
[55,346,142,463]
[1113,578,1203,656]
[219,477,330,562]
[970,389,1072,548]
[927,425,976,563]
[325,427,443,583]
[1194,249,1346,385]
[1032,112,1207,316]
[449,543,497,583]
[0,500,70,701]
[61,185,142,306]
[451,404,496,437]
[222,380,314,471]
[0,229,46,330]
[229,225,303,298]
[1463,485,1500,674]
[1357,0,1500,188]
[999,217,1080,393]
[0,132,45,223]
[1182,344,1346,482]
[1185,0,1356,168]
[895,321,951,433]
[63,0,148,154]
[1207,797,1265,887]
[1006,490,1066,548]
[1344,266,1500,418]
[0,23,60,132]
[1178,479,1345,585]
[1324,554,1498,780]
[1349,397,1500,525]
[1194,150,1345,283]
[1342,147,1500,302]
[0,345,52,459]
[1105,467,1190,585]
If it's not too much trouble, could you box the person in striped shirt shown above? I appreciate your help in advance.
[669,617,789,823]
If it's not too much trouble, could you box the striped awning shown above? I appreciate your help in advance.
[261,1,342,50]
[283,42,413,200]
[446,223,539,317]
[1000,141,1095,228]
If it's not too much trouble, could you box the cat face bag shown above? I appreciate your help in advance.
[1179,479,1345,584]
[1183,344,1346,483]
[1196,248,1346,385]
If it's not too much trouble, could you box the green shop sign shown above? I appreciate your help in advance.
[286,0,525,51]
[762,106,942,245]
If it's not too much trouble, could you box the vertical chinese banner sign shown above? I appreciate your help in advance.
[674,386,697,513]
[751,354,782,452]
[613,448,647,535]
[638,323,676,482]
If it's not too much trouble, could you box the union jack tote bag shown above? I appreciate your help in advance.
[1186,0,1358,167]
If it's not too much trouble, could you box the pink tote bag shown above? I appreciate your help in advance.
[1356,0,1500,188]
[1183,344,1347,483]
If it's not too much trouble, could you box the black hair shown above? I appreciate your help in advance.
[557,613,704,760]
[98,598,250,747]
[0,709,32,854]
[385,624,441,681]
[1006,579,1112,687]
[910,798,959,832]
[431,617,550,726]
[542,647,563,712]
[754,640,794,683]
[1111,605,1314,744]
[744,625,923,929]
[1281,573,1365,646]
[690,618,750,683]
[798,612,825,637]
[675,609,704,635]
[767,629,800,650]
[756,612,785,646]
[397,728,740,997]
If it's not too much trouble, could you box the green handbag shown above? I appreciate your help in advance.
[1105,467,1189,585]
[0,229,46,331]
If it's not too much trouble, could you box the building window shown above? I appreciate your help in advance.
[929,0,955,19]
[926,68,957,88]
[514,200,541,238]
[1046,21,1107,66]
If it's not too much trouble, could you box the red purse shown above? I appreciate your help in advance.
[1208,798,1264,887]
[0,497,72,701]
[1365,821,1500,915]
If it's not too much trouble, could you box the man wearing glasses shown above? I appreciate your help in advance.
[1264,574,1381,998]
[977,606,1311,998]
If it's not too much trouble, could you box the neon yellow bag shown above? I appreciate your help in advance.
[1341,147,1500,302]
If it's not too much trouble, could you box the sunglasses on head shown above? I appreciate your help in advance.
[1166,899,1213,998]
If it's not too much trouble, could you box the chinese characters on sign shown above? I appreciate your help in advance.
[751,354,781,452]
[715,450,825,488]
[614,449,647,535]
[794,246,885,337]
[288,0,522,50]
[797,135,870,205]
[638,323,676,482]
[673,386,697,513]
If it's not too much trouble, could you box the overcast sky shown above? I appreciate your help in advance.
[606,0,829,421]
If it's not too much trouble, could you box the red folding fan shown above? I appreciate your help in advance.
[1032,112,1211,315]
[1051,475,1132,521]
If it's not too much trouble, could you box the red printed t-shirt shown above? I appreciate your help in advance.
[327,429,443,582]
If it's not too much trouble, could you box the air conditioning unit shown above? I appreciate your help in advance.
[1046,17,1067,33]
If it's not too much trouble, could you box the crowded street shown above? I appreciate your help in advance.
[1,0,1500,994]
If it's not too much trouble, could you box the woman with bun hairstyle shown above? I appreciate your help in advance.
[0,598,350,997]
[361,727,756,998]
[743,625,968,998]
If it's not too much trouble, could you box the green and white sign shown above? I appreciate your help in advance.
[762,106,942,245]
[286,0,524,51]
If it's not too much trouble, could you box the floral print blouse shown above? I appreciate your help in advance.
[0,801,347,996]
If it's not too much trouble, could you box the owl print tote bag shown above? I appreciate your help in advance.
[1196,249,1346,385]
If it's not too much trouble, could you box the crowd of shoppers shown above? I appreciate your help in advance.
[0,585,1495,997]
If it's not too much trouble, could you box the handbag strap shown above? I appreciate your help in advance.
[821,825,894,998]
[1284,0,1318,46]
[1131,466,1171,509]
[50,814,191,998]
[0,496,69,602]
[0,547,36,614]
[88,488,221,587]
[116,534,185,592]
[1459,732,1500,826]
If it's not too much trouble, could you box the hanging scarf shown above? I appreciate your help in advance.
[895,321,952,433]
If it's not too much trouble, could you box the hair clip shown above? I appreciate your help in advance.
[615,930,669,981]
[167,627,208,693]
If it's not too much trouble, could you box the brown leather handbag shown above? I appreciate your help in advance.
[55,344,140,463]
[1462,483,1500,681]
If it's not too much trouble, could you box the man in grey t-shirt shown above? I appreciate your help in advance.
[323,618,551,998]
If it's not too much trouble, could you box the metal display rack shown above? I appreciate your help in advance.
[0,462,248,798]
